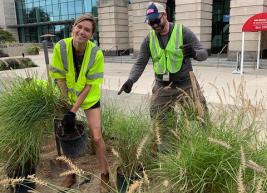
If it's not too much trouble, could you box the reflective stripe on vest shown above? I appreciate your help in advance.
[68,88,80,96]
[59,40,68,71]
[86,46,99,77]
[50,66,66,76]
[87,72,104,80]
[150,31,163,73]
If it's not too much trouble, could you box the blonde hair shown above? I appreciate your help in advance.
[73,14,96,33]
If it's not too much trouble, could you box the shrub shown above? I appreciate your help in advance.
[4,58,20,69]
[0,50,9,57]
[19,58,38,68]
[0,28,16,43]
[0,58,38,71]
[27,46,40,55]
[0,60,8,70]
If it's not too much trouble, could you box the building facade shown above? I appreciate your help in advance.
[5,0,98,43]
[0,0,19,41]
[1,0,267,59]
[98,0,267,60]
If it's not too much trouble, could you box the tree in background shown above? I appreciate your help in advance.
[0,28,16,43]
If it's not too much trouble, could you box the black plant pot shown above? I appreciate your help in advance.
[9,180,36,193]
[55,119,88,158]
[116,170,140,193]
[6,160,36,193]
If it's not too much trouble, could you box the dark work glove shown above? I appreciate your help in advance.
[181,43,196,58]
[118,79,134,95]
[63,111,76,133]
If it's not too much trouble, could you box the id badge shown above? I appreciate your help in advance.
[162,72,170,81]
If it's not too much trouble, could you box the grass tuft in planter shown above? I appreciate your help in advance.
[0,77,68,177]
[102,104,154,191]
[112,110,153,177]
[150,82,267,193]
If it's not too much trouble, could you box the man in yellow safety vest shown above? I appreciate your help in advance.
[118,2,208,121]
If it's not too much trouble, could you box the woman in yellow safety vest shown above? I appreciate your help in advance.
[50,14,110,193]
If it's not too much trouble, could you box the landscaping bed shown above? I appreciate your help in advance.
[0,58,38,71]
[0,78,266,193]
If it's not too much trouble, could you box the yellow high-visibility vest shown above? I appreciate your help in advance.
[149,24,184,75]
[50,37,104,109]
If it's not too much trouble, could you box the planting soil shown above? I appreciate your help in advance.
[2,136,116,193]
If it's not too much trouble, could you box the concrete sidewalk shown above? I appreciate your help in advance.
[0,51,266,108]
[103,61,267,108]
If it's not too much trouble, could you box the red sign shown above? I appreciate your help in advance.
[242,13,267,32]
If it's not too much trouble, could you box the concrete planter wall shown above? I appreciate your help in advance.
[0,43,42,57]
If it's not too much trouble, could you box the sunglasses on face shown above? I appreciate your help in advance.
[148,15,163,26]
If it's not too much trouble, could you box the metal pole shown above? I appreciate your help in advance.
[237,52,239,68]
[240,32,245,74]
[256,31,261,69]
[42,40,51,84]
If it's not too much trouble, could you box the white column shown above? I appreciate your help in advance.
[98,0,129,54]
[175,0,212,50]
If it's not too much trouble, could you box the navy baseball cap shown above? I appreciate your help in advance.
[146,2,165,21]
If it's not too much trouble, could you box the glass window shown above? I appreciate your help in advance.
[47,6,52,15]
[60,2,68,16]
[32,1,39,7]
[93,0,98,7]
[84,0,92,13]
[211,0,230,53]
[26,3,32,9]
[46,0,53,5]
[61,15,68,20]
[53,16,59,21]
[68,1,75,15]
[42,26,48,34]
[16,0,99,43]
[39,6,46,13]
[75,0,84,13]
[69,14,75,20]
[48,25,55,33]
[52,3,60,16]
[40,1,46,6]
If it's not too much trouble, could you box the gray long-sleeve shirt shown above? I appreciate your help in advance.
[128,23,208,83]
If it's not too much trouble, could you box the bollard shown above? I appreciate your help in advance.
[232,51,241,74]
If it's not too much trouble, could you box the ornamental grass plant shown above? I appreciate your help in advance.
[102,102,154,179]
[0,77,68,176]
[112,111,154,179]
[150,80,267,193]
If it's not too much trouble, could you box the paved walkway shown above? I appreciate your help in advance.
[1,51,267,108]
